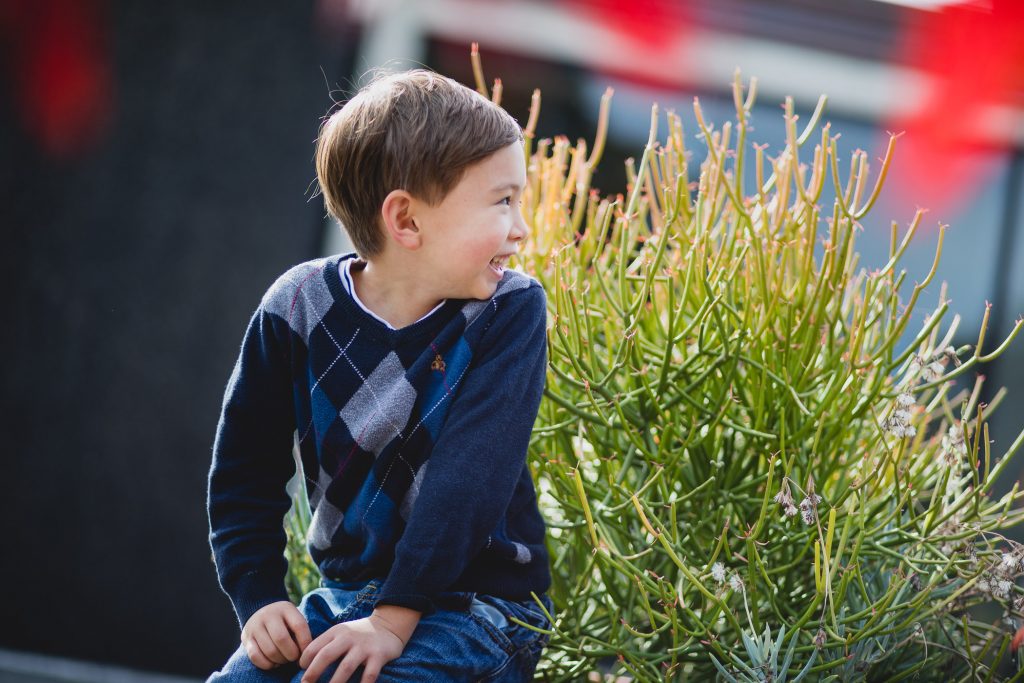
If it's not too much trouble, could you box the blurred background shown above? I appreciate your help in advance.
[1,0,1022,679]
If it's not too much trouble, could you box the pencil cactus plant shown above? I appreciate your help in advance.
[491,61,1024,681]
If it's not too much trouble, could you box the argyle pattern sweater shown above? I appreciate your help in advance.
[207,253,552,627]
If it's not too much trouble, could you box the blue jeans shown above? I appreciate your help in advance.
[207,578,554,682]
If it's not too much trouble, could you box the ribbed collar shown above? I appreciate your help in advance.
[322,253,462,347]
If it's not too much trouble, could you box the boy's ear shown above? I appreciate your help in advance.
[380,189,422,250]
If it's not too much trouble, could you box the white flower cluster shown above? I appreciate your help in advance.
[941,424,967,467]
[881,391,917,439]
[977,577,1015,601]
[882,346,962,443]
[910,345,960,384]
[977,547,1020,602]
[709,561,744,593]
[909,353,946,383]
[935,512,968,557]
[1002,552,1018,572]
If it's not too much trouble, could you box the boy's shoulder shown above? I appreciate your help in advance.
[258,255,337,344]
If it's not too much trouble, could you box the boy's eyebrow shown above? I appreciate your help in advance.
[490,182,522,193]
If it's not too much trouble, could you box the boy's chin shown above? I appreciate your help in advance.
[441,271,502,301]
[464,279,500,301]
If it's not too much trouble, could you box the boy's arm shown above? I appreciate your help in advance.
[374,284,549,614]
[208,303,297,628]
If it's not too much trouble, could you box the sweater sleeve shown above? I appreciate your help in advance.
[207,303,297,628]
[375,284,548,614]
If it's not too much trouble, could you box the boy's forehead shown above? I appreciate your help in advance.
[426,147,525,201]
[471,143,526,186]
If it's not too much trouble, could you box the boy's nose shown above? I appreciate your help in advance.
[509,213,528,241]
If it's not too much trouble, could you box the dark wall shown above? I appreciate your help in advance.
[1,1,344,675]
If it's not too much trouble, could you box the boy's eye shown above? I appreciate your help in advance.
[500,196,512,206]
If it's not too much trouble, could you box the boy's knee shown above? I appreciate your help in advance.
[207,644,300,682]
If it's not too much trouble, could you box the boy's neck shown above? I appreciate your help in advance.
[350,256,445,330]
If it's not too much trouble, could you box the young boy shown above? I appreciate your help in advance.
[206,69,553,683]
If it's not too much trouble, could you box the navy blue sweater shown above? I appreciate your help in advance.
[207,253,552,627]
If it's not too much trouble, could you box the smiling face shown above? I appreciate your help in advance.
[413,142,529,300]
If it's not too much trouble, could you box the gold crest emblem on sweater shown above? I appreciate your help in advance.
[431,353,446,372]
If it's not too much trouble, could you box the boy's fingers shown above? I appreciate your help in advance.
[284,608,313,651]
[243,638,275,670]
[298,633,325,670]
[302,641,347,683]
[359,657,383,683]
[266,618,300,661]
[327,648,362,683]
[300,658,319,683]
[254,626,288,665]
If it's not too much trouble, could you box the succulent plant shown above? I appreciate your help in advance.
[501,58,1024,680]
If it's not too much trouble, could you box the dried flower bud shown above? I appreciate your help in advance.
[896,392,915,407]
[799,493,821,525]
[800,505,814,525]
[813,628,826,649]
[728,573,744,592]
[774,479,797,520]
[711,562,726,584]
[773,488,791,507]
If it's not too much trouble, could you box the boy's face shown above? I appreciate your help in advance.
[415,142,529,301]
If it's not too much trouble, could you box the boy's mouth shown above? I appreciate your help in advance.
[489,254,511,276]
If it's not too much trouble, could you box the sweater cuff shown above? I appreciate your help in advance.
[228,569,292,628]
[374,592,436,616]
[376,574,438,616]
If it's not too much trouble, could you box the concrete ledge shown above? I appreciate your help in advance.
[0,649,201,683]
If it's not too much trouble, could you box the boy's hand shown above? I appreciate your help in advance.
[299,608,417,683]
[242,601,313,670]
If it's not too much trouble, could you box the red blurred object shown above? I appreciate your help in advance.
[558,0,694,90]
[1013,624,1024,651]
[884,0,1024,218]
[1,0,113,159]
[564,0,684,52]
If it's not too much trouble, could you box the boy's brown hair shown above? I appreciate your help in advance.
[315,69,523,257]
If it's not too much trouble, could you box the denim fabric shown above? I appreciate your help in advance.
[207,578,554,682]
